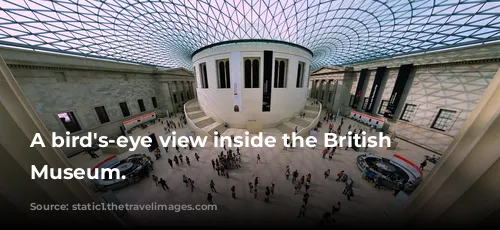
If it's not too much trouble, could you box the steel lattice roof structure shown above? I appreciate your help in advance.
[0,0,499,69]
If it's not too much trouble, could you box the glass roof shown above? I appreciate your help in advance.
[0,0,499,69]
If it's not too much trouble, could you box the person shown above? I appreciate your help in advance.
[152,175,158,186]
[362,167,369,180]
[210,180,217,193]
[153,149,160,160]
[374,175,381,189]
[324,169,330,179]
[336,170,345,181]
[285,166,290,180]
[167,158,173,168]
[195,152,200,161]
[207,193,213,204]
[292,170,299,184]
[332,201,341,214]
[189,179,195,192]
[420,159,427,171]
[265,188,270,202]
[231,186,236,199]
[183,175,188,187]
[158,178,169,191]
[297,205,306,218]
[303,192,309,205]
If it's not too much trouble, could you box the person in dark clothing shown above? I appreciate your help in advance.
[420,160,427,171]
[303,193,309,205]
[158,178,169,191]
[297,205,306,218]
[231,186,236,199]
[207,193,213,204]
[210,180,217,193]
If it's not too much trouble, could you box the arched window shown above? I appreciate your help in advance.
[216,59,230,88]
[274,58,288,88]
[244,58,259,88]
[296,61,305,88]
[252,59,259,87]
[199,63,208,88]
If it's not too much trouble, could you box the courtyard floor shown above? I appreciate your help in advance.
[69,111,436,226]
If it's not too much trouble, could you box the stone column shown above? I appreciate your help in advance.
[159,80,174,115]
[355,71,370,111]
[168,81,178,113]
[338,69,356,116]
[318,80,326,102]
[0,55,120,225]
[329,80,338,112]
[400,68,500,226]
[310,79,317,98]
[323,80,332,110]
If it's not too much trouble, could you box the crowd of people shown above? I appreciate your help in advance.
[107,102,418,225]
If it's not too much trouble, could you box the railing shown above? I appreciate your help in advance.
[297,98,322,137]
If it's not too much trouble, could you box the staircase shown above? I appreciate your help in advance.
[276,102,321,135]
[185,100,228,136]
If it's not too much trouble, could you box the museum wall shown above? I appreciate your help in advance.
[10,67,162,155]
[312,43,500,153]
[193,43,312,127]
[349,42,500,69]
[0,47,194,156]
[391,61,500,152]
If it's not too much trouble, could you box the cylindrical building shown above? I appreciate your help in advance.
[192,40,313,128]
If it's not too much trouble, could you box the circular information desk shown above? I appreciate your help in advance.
[356,153,421,190]
[94,154,153,191]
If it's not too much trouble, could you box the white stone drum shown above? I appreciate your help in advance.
[192,40,313,128]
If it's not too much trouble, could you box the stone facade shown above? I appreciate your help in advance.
[310,43,500,154]
[0,47,194,156]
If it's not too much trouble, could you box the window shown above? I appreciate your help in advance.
[94,106,110,124]
[216,59,231,88]
[274,58,288,88]
[307,65,311,87]
[349,95,355,106]
[181,93,184,101]
[119,102,130,117]
[378,100,389,115]
[193,67,197,88]
[57,111,82,133]
[328,92,333,102]
[362,97,369,110]
[151,97,157,108]
[173,94,178,104]
[296,61,305,88]
[199,62,208,88]
[431,109,457,131]
[400,104,417,122]
[138,99,146,112]
[244,58,260,88]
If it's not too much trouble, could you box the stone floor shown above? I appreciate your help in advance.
[69,112,436,226]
